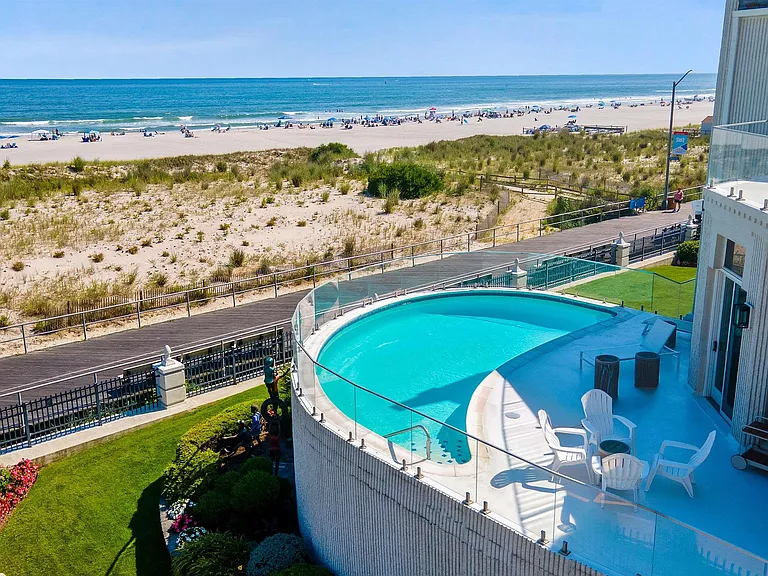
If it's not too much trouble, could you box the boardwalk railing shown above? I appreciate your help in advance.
[0,325,292,454]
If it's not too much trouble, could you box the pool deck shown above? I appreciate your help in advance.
[300,289,768,576]
[0,207,690,403]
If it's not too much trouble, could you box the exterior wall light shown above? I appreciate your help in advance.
[735,303,752,329]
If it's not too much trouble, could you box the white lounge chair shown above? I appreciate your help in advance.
[538,409,594,483]
[593,453,649,509]
[580,318,679,370]
[645,431,716,498]
[581,389,637,454]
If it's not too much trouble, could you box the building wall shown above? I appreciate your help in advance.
[690,189,768,439]
[713,1,768,125]
[291,387,603,576]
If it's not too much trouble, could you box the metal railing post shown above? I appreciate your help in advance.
[19,392,31,448]
[467,234,470,252]
[440,239,443,259]
[273,273,278,298]
[186,291,191,317]
[82,312,88,340]
[21,323,28,354]
[231,343,238,384]
[94,372,103,425]
[493,228,496,247]
[411,245,415,266]
[517,223,520,242]
[231,283,237,307]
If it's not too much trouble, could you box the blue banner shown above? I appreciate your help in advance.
[672,132,689,156]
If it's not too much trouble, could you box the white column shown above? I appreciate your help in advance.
[611,232,630,268]
[508,258,527,289]
[684,214,699,241]
[153,345,187,408]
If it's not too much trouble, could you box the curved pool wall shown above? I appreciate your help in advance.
[314,290,614,464]
[294,288,617,576]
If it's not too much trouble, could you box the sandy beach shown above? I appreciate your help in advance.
[3,101,713,165]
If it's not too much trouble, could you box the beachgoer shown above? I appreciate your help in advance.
[269,423,281,476]
[674,189,684,212]
[250,404,263,447]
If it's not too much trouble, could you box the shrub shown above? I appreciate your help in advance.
[0,314,10,328]
[228,248,246,269]
[148,272,169,288]
[89,252,104,263]
[215,161,228,173]
[71,180,82,196]
[308,142,357,164]
[246,533,308,576]
[2,159,9,170]
[297,220,307,227]
[676,240,700,265]
[338,181,351,195]
[11,261,24,272]
[0,208,9,220]
[171,532,249,576]
[383,188,400,214]
[366,162,442,199]
[231,470,280,518]
[141,238,153,247]
[71,156,86,173]
[275,565,335,576]
[163,400,255,501]
[320,190,330,203]
[194,488,232,530]
[127,245,139,255]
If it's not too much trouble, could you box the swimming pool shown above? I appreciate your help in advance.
[315,291,613,464]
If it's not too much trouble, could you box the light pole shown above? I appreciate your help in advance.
[662,69,693,210]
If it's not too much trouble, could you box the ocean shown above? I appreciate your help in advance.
[0,74,717,135]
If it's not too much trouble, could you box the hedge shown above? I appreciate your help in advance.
[163,399,256,501]
[367,162,443,199]
[676,240,700,265]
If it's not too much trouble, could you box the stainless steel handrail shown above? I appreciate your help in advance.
[384,424,432,461]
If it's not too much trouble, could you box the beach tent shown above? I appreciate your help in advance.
[568,114,577,119]
[538,125,551,131]
[29,129,54,141]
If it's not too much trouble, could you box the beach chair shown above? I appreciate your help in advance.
[580,318,679,371]
[645,431,716,498]
[538,409,594,483]
[581,389,637,455]
[592,453,649,509]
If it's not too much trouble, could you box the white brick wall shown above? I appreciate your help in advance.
[292,388,604,576]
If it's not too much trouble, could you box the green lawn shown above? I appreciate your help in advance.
[0,386,269,576]
[564,264,697,318]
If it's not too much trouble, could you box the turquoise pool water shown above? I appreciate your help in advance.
[316,291,612,464]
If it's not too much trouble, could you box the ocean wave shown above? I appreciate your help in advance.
[133,116,164,120]
[0,120,51,126]
[178,116,193,121]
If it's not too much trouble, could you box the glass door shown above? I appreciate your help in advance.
[709,272,746,421]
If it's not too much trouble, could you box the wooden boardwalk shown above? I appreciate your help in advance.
[0,208,691,402]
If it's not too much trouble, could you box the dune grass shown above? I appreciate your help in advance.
[564,264,697,318]
[0,386,269,576]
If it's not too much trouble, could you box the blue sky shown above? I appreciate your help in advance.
[1,0,725,78]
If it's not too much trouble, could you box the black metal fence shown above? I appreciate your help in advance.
[0,328,293,454]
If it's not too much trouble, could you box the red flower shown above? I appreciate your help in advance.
[0,459,39,527]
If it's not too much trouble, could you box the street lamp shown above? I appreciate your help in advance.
[662,69,693,210]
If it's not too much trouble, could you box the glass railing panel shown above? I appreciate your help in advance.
[475,441,559,547]
[652,514,768,576]
[709,123,768,186]
[553,474,657,576]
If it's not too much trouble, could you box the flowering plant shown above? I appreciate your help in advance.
[167,499,194,520]
[176,525,207,549]
[170,512,198,534]
[0,459,39,527]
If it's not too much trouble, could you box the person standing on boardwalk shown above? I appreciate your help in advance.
[674,189,684,212]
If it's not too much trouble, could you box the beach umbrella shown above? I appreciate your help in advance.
[568,114,577,119]
[429,107,437,111]
[327,117,337,122]
[539,124,551,130]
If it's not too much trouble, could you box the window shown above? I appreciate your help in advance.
[739,0,768,9]
[724,240,746,277]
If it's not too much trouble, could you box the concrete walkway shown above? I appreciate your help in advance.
[0,208,691,401]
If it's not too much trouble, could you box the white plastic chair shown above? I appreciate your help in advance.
[581,389,637,454]
[538,410,593,483]
[594,453,649,509]
[645,431,716,498]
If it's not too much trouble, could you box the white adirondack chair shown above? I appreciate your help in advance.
[645,431,716,498]
[594,453,649,509]
[538,410,593,483]
[581,389,637,454]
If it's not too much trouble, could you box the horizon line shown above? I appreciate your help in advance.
[1,72,718,81]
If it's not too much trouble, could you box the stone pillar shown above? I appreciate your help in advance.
[684,214,699,241]
[153,345,186,408]
[611,232,630,268]
[508,258,527,288]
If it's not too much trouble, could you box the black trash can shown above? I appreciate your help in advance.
[594,354,620,400]
[635,351,660,389]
